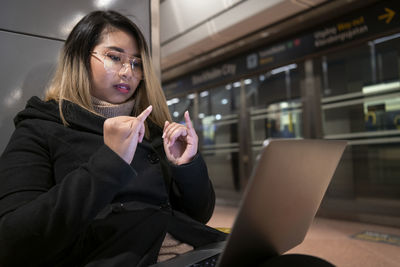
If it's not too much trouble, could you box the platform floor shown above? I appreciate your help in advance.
[207,205,400,267]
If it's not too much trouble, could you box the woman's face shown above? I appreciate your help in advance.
[90,28,142,104]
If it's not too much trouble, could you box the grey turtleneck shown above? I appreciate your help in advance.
[91,96,135,118]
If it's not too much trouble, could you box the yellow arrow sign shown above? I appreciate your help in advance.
[378,7,395,24]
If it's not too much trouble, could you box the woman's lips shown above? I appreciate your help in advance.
[114,83,131,93]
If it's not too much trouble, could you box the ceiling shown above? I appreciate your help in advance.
[159,0,379,82]
[160,0,327,77]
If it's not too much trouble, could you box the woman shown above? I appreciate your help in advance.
[0,10,225,266]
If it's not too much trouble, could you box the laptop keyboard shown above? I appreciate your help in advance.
[189,254,220,267]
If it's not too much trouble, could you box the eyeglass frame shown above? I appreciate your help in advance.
[90,50,143,79]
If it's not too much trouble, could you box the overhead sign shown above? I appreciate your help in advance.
[163,0,400,98]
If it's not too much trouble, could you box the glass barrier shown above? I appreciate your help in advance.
[318,32,400,202]
[199,84,241,192]
[167,94,195,123]
[322,87,400,138]
[246,67,303,155]
[165,31,400,223]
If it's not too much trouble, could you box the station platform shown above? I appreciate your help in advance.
[207,205,400,267]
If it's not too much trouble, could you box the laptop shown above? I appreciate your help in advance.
[151,139,347,267]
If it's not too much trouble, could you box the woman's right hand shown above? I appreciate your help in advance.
[103,105,152,164]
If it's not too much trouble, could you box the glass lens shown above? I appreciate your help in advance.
[103,51,143,78]
[130,57,143,78]
[103,51,122,72]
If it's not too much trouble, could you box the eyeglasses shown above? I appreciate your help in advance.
[91,50,143,79]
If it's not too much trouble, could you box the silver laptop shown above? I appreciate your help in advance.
[151,139,347,267]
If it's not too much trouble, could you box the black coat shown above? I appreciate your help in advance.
[0,97,226,267]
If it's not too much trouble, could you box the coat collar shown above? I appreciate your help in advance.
[16,96,164,144]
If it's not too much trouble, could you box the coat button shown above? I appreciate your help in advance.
[112,203,124,213]
[148,153,160,164]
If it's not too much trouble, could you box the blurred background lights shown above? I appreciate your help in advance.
[4,88,23,107]
[200,91,209,97]
[244,78,252,85]
[167,98,180,106]
[187,93,196,99]
[94,0,116,9]
[60,12,85,36]
[270,63,297,75]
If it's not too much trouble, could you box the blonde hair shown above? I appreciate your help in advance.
[45,11,171,135]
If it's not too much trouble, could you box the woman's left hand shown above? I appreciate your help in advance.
[163,111,198,165]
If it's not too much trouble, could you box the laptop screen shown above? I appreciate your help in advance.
[217,139,347,266]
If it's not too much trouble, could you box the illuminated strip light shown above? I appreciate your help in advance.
[372,33,400,44]
[200,91,209,97]
[244,79,252,85]
[233,82,241,88]
[280,102,289,109]
[95,0,115,8]
[167,98,180,106]
[362,81,400,95]
[270,63,297,75]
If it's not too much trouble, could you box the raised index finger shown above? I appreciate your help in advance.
[137,105,153,122]
[184,110,194,131]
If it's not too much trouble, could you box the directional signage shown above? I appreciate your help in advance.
[378,7,396,24]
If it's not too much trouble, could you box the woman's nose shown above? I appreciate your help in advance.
[118,63,132,80]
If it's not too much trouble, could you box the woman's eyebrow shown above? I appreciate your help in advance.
[106,46,125,53]
[105,46,140,57]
